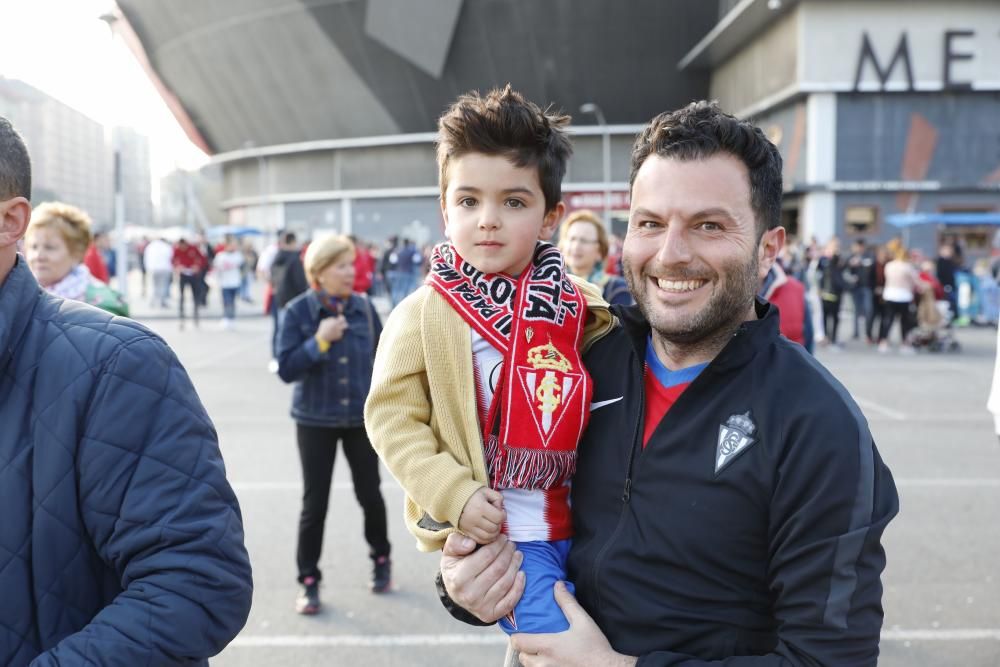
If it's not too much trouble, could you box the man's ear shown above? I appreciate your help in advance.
[539,201,566,242]
[0,197,31,248]
[758,225,785,280]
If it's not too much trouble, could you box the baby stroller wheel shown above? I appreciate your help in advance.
[948,340,961,352]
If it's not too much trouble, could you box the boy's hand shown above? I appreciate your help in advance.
[458,487,505,544]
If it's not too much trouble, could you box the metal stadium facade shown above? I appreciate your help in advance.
[116,0,1000,253]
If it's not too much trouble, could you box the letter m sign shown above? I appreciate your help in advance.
[853,31,915,92]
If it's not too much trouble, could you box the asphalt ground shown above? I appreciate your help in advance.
[129,280,1000,667]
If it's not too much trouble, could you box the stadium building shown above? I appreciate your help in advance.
[116,0,999,256]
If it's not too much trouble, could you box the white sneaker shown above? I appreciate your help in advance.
[877,342,889,354]
[900,345,916,356]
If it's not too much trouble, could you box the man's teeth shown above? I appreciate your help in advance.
[656,278,705,292]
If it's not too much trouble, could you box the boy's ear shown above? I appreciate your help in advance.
[539,201,565,241]
[0,197,31,248]
[439,197,451,239]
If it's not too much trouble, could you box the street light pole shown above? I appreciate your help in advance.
[579,103,611,229]
[99,11,129,300]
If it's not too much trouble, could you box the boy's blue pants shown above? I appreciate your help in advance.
[498,539,574,635]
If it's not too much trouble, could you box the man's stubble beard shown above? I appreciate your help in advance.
[623,250,760,349]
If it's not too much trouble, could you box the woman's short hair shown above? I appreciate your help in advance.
[28,202,93,259]
[304,234,355,285]
[559,209,609,259]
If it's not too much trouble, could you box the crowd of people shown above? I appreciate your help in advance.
[10,76,1000,665]
[774,235,998,355]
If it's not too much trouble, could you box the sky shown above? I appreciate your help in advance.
[0,0,208,182]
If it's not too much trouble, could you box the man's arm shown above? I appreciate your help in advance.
[35,333,252,664]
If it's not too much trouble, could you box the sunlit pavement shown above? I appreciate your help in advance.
[133,300,1000,666]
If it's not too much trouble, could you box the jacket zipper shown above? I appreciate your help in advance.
[588,349,645,612]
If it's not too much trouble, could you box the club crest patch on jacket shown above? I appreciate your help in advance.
[716,411,757,475]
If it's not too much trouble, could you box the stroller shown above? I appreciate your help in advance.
[908,288,961,352]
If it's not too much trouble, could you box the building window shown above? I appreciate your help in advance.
[844,205,880,235]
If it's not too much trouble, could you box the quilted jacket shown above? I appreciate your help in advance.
[0,257,253,666]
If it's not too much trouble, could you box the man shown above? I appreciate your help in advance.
[268,230,309,360]
[935,241,959,320]
[439,102,898,666]
[172,235,208,329]
[0,117,252,665]
[759,259,813,353]
[83,230,111,282]
[143,234,174,308]
[846,238,877,342]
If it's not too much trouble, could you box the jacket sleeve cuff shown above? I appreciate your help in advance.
[435,570,494,626]
[304,336,322,360]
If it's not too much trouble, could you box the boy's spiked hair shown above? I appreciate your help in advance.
[436,84,572,213]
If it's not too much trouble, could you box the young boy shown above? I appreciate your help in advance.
[365,85,615,635]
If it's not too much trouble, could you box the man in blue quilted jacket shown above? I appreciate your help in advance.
[0,116,253,665]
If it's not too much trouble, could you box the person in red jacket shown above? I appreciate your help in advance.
[172,237,208,328]
[759,260,813,352]
[350,235,375,294]
[82,240,109,283]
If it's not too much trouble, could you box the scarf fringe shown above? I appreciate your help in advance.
[484,435,577,490]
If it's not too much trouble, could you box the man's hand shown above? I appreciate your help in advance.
[512,581,637,667]
[457,486,505,543]
[440,532,525,623]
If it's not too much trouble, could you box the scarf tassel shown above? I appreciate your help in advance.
[484,435,577,490]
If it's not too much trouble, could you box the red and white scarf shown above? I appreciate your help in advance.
[426,242,592,490]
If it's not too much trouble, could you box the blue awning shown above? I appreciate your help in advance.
[887,212,1000,227]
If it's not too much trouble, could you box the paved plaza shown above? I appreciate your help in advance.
[131,291,1000,666]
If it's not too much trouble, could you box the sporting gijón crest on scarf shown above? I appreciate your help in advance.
[426,242,592,490]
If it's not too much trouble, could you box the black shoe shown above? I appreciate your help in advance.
[371,556,391,593]
[296,576,320,614]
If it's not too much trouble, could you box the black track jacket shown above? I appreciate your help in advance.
[569,300,899,666]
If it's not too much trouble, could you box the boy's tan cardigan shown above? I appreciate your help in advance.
[364,275,616,551]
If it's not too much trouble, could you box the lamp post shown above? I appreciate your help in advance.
[579,102,611,229]
[99,11,129,300]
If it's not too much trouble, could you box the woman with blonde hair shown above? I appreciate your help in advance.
[276,234,391,614]
[557,209,632,305]
[878,239,920,353]
[24,202,128,316]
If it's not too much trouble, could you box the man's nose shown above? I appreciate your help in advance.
[654,224,692,266]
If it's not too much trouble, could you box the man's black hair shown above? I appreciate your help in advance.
[630,101,783,235]
[0,117,32,201]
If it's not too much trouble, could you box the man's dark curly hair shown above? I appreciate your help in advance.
[629,101,782,235]
[0,117,31,201]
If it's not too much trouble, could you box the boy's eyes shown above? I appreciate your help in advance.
[454,197,526,208]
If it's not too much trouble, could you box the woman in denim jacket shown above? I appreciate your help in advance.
[277,234,391,615]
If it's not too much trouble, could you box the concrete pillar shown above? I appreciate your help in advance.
[802,92,838,242]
